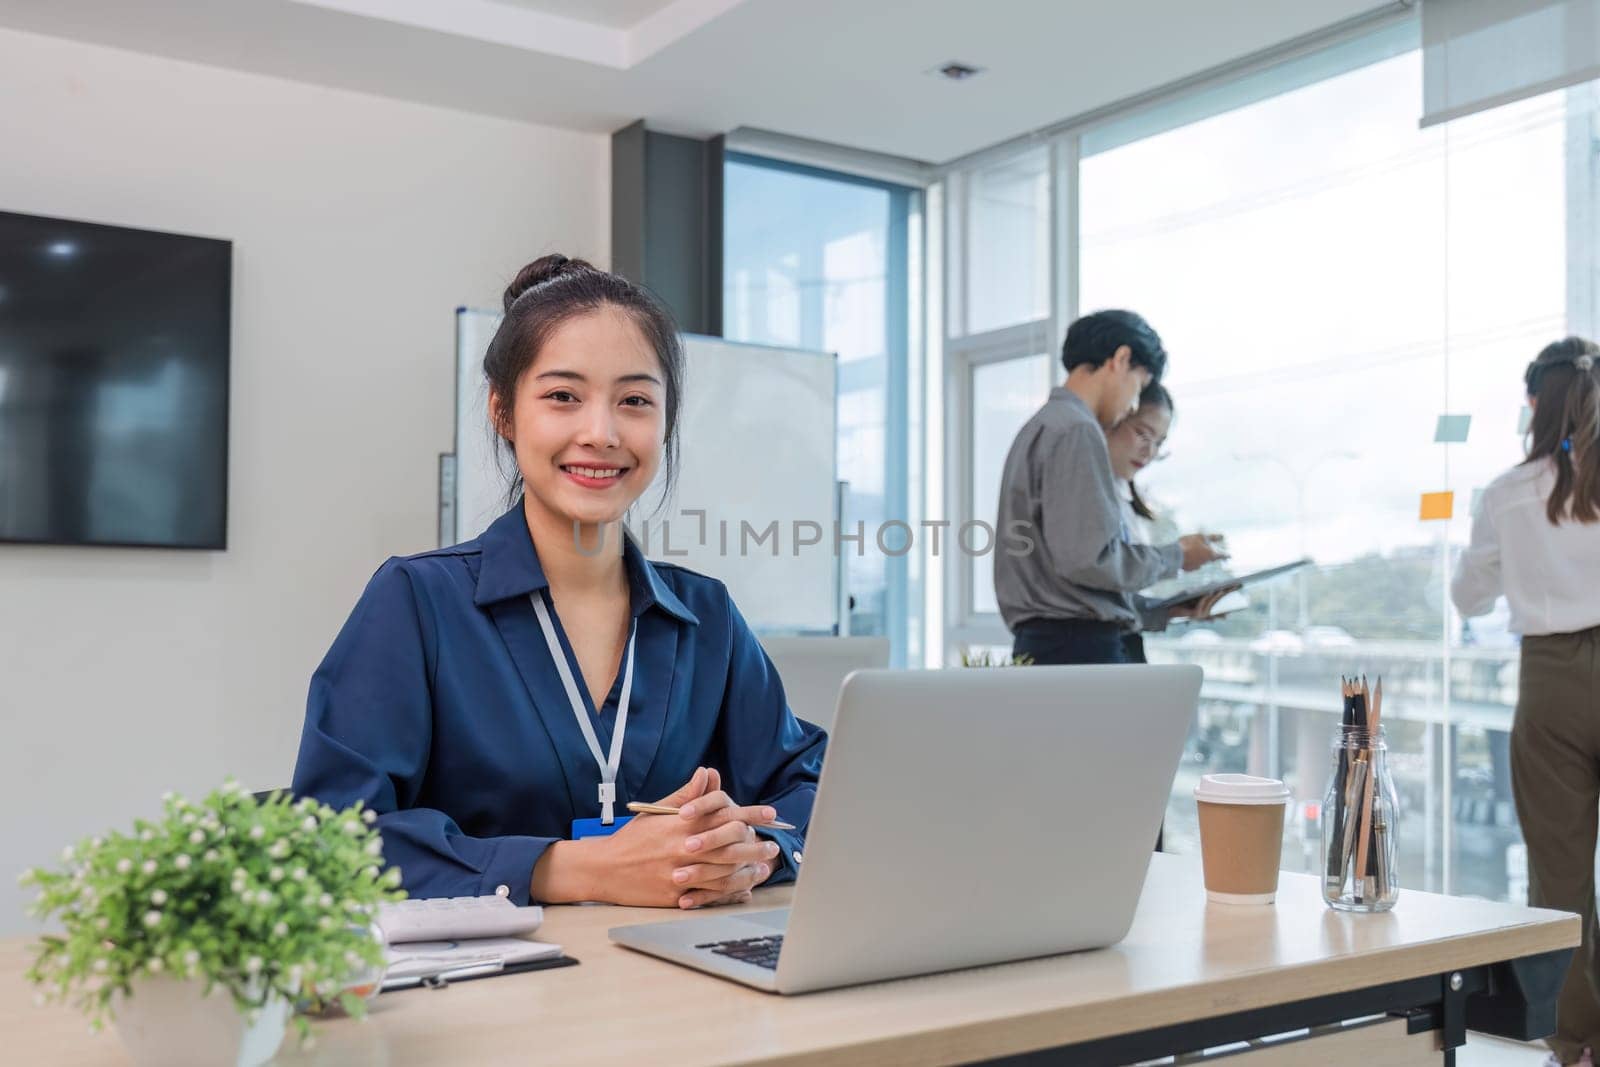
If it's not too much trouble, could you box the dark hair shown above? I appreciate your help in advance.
[1126,381,1175,523]
[1062,309,1167,381]
[1523,336,1600,524]
[484,254,684,509]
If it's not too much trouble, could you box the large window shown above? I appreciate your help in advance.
[723,154,918,662]
[944,148,1058,651]
[950,17,1594,900]
[968,353,1050,615]
[965,147,1052,335]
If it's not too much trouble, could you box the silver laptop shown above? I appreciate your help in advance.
[757,636,890,732]
[609,664,1201,994]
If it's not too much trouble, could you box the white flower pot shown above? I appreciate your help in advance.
[113,975,289,1067]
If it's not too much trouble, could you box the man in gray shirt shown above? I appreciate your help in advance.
[995,310,1226,664]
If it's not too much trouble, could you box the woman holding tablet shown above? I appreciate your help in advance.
[1104,382,1231,663]
[1453,337,1600,1066]
[292,255,824,910]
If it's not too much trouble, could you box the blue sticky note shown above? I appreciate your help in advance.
[1434,414,1471,443]
[1518,406,1533,434]
[1471,488,1484,515]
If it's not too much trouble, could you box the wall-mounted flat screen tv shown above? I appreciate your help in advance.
[0,210,231,549]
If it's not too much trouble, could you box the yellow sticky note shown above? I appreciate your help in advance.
[1420,491,1454,521]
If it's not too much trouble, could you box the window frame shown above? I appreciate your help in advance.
[940,17,1424,655]
[722,151,924,664]
[935,5,1575,899]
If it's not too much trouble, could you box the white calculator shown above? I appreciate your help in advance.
[378,895,544,944]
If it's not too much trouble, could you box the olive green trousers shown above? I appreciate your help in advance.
[1511,625,1600,1064]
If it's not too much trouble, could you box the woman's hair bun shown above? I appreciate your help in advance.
[503,253,594,312]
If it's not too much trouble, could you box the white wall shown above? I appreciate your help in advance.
[0,28,609,932]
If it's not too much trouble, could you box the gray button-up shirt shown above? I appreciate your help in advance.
[994,387,1181,632]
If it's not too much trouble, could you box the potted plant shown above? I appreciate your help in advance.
[19,781,404,1067]
[959,650,1034,667]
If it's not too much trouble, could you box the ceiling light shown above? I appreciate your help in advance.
[47,241,78,258]
[929,61,984,81]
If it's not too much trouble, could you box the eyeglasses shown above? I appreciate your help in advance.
[1130,425,1170,462]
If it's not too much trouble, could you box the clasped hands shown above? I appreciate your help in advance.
[532,766,781,910]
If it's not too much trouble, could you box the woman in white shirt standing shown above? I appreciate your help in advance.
[1452,336,1600,1067]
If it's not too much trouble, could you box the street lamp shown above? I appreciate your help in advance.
[1231,450,1359,632]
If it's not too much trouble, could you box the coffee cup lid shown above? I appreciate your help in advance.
[1194,773,1291,806]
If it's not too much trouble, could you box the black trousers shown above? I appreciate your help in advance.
[1010,619,1161,850]
[1012,619,1146,665]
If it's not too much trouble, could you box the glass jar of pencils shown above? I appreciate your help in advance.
[1320,724,1400,912]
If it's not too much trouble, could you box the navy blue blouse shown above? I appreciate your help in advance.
[291,505,826,904]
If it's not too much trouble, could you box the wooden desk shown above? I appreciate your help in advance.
[2,855,1578,1066]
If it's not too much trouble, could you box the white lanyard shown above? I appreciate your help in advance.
[531,594,636,825]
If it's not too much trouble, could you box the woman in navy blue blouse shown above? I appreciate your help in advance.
[291,255,825,910]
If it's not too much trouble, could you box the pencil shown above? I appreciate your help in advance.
[1328,677,1355,885]
[1338,757,1367,889]
[1353,678,1377,901]
[1369,678,1386,897]
[625,802,796,831]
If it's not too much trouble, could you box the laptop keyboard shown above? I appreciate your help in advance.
[696,935,784,970]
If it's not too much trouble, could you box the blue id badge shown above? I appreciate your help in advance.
[571,816,632,839]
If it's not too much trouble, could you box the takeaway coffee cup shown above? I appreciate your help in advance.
[1194,773,1291,905]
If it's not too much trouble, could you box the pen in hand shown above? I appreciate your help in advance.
[625,801,796,831]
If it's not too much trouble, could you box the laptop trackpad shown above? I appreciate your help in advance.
[739,908,790,931]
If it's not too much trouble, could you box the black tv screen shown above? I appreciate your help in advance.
[0,211,230,549]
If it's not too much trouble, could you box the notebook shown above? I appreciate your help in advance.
[382,937,564,989]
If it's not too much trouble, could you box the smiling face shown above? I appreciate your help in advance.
[491,306,666,530]
[1106,400,1172,481]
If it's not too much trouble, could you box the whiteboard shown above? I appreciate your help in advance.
[453,313,838,633]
